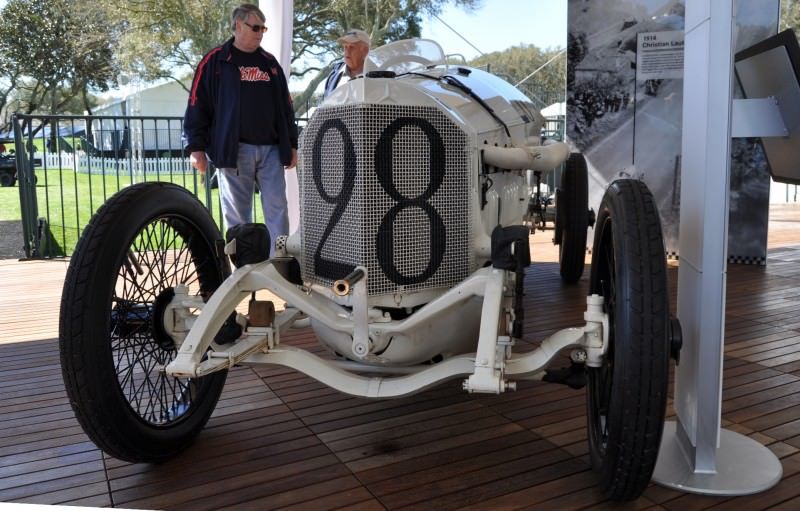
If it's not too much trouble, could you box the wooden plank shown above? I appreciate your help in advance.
[333,499,390,511]
[224,475,365,511]
[324,405,502,454]
[384,457,589,510]
[117,454,347,510]
[366,437,561,497]
[334,414,515,465]
[298,390,474,434]
[722,374,800,400]
[0,450,100,480]
[456,470,599,511]
[347,422,525,473]
[276,486,380,511]
[108,434,325,495]
[0,469,108,502]
[0,459,105,493]
[722,367,787,390]
[14,481,110,506]
[105,416,313,481]
[355,429,538,486]
[316,400,483,444]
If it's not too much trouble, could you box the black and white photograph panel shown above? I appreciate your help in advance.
[566,0,779,262]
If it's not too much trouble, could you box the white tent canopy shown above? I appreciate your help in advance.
[541,102,565,117]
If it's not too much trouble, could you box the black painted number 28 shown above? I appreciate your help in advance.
[311,116,447,285]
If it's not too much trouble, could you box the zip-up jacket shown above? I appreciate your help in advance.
[323,61,346,98]
[183,38,298,168]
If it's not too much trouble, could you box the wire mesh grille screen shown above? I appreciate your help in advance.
[299,103,471,297]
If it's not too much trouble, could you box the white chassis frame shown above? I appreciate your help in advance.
[165,260,609,398]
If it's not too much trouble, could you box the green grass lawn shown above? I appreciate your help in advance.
[1,166,266,257]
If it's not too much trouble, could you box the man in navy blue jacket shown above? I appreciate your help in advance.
[183,3,298,256]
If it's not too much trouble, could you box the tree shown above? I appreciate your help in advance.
[0,0,119,125]
[469,44,566,108]
[105,0,240,91]
[781,1,800,33]
[0,62,22,130]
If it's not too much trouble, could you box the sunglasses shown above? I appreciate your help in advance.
[243,21,268,33]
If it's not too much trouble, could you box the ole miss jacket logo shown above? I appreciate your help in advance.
[239,66,271,82]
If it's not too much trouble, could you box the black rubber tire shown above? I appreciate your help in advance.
[59,182,229,463]
[556,152,589,283]
[586,179,670,501]
[0,170,15,187]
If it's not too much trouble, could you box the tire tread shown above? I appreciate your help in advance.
[59,182,227,463]
[587,179,670,501]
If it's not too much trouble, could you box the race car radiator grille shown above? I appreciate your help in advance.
[299,103,471,297]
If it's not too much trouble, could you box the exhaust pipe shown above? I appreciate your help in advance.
[333,268,366,296]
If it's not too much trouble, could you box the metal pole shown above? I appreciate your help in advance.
[13,115,39,258]
[652,0,781,494]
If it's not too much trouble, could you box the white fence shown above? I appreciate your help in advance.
[34,151,798,202]
[38,152,192,175]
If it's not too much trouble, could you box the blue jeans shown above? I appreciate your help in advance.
[218,143,288,257]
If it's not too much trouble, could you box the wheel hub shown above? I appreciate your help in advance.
[151,287,177,351]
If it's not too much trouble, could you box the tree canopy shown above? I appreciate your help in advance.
[105,0,240,88]
[781,1,800,32]
[291,0,427,112]
[0,0,119,127]
[469,44,566,109]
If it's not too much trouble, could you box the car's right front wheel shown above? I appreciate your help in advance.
[586,178,670,501]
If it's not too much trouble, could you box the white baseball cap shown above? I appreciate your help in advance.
[337,29,370,46]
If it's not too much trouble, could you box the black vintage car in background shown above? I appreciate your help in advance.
[0,138,39,187]
[0,151,17,187]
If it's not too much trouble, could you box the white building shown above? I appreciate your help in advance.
[90,80,190,157]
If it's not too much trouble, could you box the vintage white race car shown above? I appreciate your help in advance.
[59,39,678,501]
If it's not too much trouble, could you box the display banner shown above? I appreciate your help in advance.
[566,0,779,264]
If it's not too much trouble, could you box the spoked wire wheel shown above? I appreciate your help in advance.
[586,179,670,501]
[555,152,589,283]
[60,182,229,463]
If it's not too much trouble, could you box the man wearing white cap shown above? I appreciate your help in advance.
[323,29,371,97]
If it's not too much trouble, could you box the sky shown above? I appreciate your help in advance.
[420,0,568,59]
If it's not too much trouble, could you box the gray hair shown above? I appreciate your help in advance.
[231,4,265,31]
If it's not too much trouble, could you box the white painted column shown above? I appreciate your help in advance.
[652,0,781,494]
[261,0,294,75]
[260,0,300,234]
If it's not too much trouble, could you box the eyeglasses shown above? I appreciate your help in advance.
[242,21,268,33]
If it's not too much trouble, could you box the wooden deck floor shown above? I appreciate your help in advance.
[1,204,800,509]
